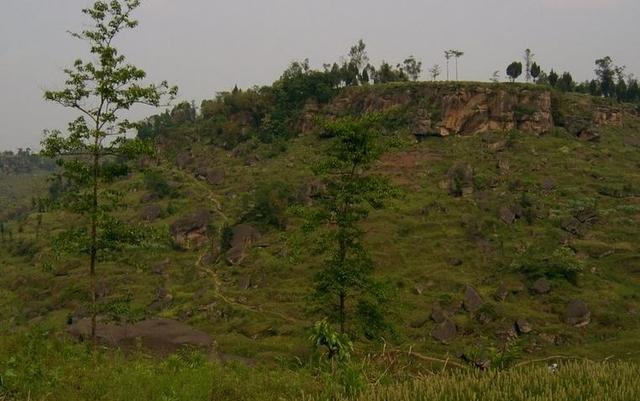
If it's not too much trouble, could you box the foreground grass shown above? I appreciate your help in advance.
[306,361,640,401]
[1,331,639,401]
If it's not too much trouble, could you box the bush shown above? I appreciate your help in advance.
[514,245,583,284]
[242,181,295,229]
[143,169,176,199]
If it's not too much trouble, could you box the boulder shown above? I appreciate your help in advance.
[488,140,507,152]
[68,318,215,354]
[449,258,464,267]
[560,216,583,236]
[564,300,591,327]
[175,151,192,169]
[532,278,551,294]
[515,318,533,334]
[431,319,457,343]
[445,162,474,197]
[430,303,448,324]
[577,128,601,142]
[463,286,484,313]
[139,204,163,221]
[152,259,170,276]
[542,177,557,191]
[226,224,261,265]
[205,169,225,186]
[170,209,211,250]
[499,206,516,225]
[494,283,509,302]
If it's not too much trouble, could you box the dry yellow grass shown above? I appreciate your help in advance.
[306,361,640,401]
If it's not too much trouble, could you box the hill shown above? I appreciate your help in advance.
[1,81,640,399]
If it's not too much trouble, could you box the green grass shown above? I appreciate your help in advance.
[1,330,638,401]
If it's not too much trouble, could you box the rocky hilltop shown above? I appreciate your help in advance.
[300,83,625,139]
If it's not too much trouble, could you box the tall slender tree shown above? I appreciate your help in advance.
[41,0,176,342]
[444,50,453,81]
[451,50,464,81]
[307,115,395,338]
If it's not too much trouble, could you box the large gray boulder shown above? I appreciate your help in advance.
[564,300,591,327]
[431,319,457,344]
[463,286,484,313]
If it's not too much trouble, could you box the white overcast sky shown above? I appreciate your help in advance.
[1,0,639,150]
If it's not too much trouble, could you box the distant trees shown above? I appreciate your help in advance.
[444,50,453,81]
[595,57,616,98]
[506,62,523,82]
[444,50,464,81]
[451,50,464,81]
[400,56,423,81]
[429,64,441,81]
[372,61,408,84]
[41,0,176,342]
[548,70,559,87]
[556,72,574,92]
[530,62,541,82]
[307,115,394,338]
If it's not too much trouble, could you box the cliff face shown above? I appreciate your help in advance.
[323,83,555,137]
[313,82,628,139]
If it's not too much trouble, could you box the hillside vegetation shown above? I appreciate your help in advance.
[2,81,640,399]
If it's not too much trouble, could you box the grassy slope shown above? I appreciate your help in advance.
[1,85,640,399]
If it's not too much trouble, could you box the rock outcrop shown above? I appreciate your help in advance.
[226,224,261,265]
[564,300,591,327]
[170,209,211,250]
[326,84,554,137]
[68,318,215,354]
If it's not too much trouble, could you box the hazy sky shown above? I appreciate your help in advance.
[1,0,639,150]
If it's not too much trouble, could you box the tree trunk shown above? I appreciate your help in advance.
[90,139,99,344]
[455,58,459,81]
[339,291,346,334]
[446,60,449,81]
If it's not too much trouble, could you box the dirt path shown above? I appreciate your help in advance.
[166,162,303,324]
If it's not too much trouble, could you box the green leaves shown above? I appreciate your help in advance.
[40,1,176,339]
[308,114,396,338]
[310,319,353,361]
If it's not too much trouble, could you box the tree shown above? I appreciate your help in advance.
[548,70,559,87]
[41,0,177,342]
[429,64,441,81]
[348,39,369,85]
[530,62,541,81]
[490,70,500,83]
[627,79,640,103]
[506,61,523,82]
[524,49,534,83]
[595,56,616,97]
[451,50,464,81]
[556,72,574,92]
[616,77,628,102]
[401,56,422,81]
[307,114,395,338]
[444,50,453,81]
[372,61,407,84]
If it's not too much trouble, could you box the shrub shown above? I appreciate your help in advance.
[143,169,176,199]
